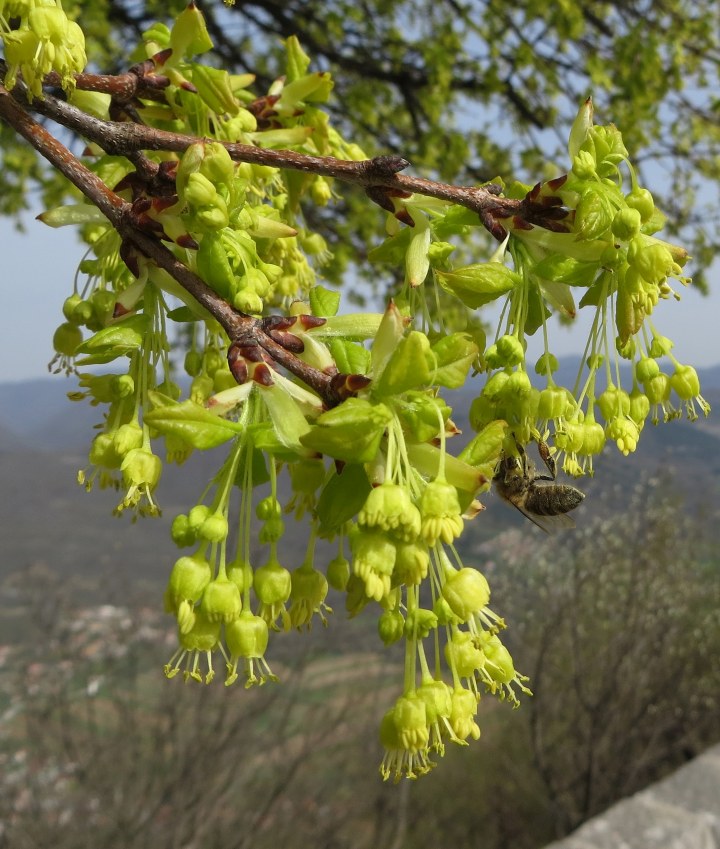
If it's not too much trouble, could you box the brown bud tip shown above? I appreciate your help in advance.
[261,315,295,332]
[131,197,152,214]
[152,48,173,68]
[227,345,249,383]
[253,363,274,387]
[365,185,396,213]
[119,246,140,278]
[479,210,507,242]
[365,154,410,177]
[298,315,327,330]
[113,302,131,318]
[176,233,200,250]
[268,330,304,353]
[511,216,534,231]
[395,208,415,227]
[158,160,178,180]
[329,372,371,402]
[547,174,568,192]
[152,196,178,213]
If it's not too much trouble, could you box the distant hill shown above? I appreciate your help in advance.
[0,364,717,593]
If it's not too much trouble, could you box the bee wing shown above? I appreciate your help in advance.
[512,503,576,534]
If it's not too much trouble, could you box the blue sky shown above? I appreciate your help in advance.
[1,210,717,383]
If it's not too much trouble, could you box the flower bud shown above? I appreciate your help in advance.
[449,686,481,741]
[225,611,269,660]
[404,608,438,639]
[256,496,282,521]
[53,322,83,356]
[625,188,655,223]
[171,513,196,547]
[327,554,350,591]
[166,553,212,610]
[393,541,429,585]
[199,512,229,543]
[378,609,405,645]
[496,334,525,366]
[611,207,642,242]
[670,364,700,400]
[113,421,144,456]
[201,576,242,623]
[254,558,292,605]
[227,556,253,590]
[442,568,490,622]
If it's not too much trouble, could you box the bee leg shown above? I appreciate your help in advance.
[537,439,557,480]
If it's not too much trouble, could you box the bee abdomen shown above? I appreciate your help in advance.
[526,485,585,516]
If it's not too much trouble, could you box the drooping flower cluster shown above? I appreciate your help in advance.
[0,0,86,100]
[36,5,708,780]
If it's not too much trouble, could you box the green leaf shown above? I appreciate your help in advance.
[524,284,550,335]
[459,420,507,467]
[316,464,372,536]
[300,398,392,463]
[166,306,197,323]
[394,392,450,443]
[75,314,149,364]
[428,333,478,388]
[406,443,489,494]
[373,330,431,397]
[533,254,598,287]
[309,285,341,317]
[435,262,519,309]
[326,338,371,375]
[232,436,270,488]
[144,395,243,449]
[249,422,305,463]
[367,227,413,264]
[575,188,613,241]
[259,384,311,452]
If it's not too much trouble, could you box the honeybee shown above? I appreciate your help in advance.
[494,439,584,533]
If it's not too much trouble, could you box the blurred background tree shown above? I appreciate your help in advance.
[2,0,718,289]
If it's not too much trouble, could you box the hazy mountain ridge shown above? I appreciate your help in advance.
[1,365,718,588]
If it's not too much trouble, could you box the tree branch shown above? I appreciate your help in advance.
[0,83,353,407]
[12,77,557,229]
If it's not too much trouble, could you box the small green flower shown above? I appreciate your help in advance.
[358,483,421,543]
[393,541,429,586]
[419,480,464,546]
[448,686,481,742]
[350,529,397,602]
[253,557,292,629]
[379,694,433,782]
[442,568,490,623]
[378,609,405,645]
[417,678,456,753]
[165,553,212,614]
[670,365,710,421]
[288,561,330,629]
[224,611,277,687]
[477,633,532,705]
[404,608,438,639]
[327,553,350,591]
[201,576,242,624]
[164,612,221,684]
[444,629,485,680]
[118,447,162,515]
[606,417,640,455]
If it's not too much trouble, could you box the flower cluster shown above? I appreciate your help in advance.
[40,6,708,781]
[1,0,86,100]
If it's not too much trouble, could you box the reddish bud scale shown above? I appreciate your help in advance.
[252,363,274,386]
